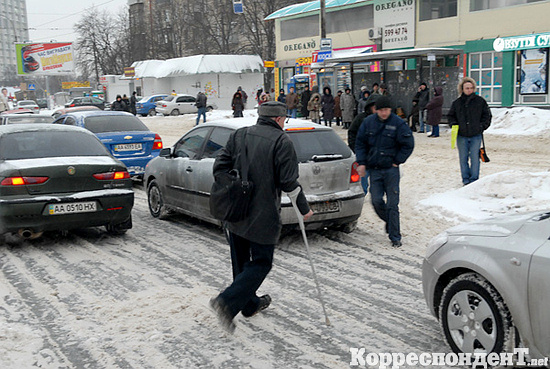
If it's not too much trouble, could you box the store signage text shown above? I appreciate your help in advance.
[493,33,550,52]
[296,57,312,66]
[284,40,316,52]
[374,0,413,11]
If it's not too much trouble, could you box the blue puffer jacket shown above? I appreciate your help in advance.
[355,112,414,169]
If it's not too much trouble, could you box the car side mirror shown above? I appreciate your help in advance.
[159,147,172,158]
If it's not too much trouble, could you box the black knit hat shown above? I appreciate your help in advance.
[258,101,287,117]
[375,96,392,110]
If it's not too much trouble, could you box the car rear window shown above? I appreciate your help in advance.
[287,130,352,162]
[7,116,53,124]
[19,101,35,106]
[84,115,149,133]
[0,131,109,160]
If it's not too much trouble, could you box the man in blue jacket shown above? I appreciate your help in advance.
[355,96,414,247]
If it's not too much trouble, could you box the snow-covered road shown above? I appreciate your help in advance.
[2,109,549,368]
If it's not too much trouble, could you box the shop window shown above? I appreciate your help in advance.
[419,0,457,21]
[326,5,373,33]
[281,15,319,41]
[469,51,503,104]
[470,0,546,11]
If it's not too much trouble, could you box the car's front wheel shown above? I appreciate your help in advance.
[148,180,170,219]
[439,273,513,355]
[170,109,179,116]
[206,106,214,112]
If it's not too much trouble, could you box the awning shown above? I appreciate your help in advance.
[265,0,369,21]
[311,46,374,69]
[324,47,463,64]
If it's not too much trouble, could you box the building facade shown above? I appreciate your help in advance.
[267,0,550,110]
[0,0,29,84]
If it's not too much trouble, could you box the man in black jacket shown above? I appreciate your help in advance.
[210,101,313,332]
[448,77,492,185]
[414,83,430,133]
[355,96,414,247]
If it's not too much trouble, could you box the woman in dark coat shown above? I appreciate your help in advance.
[231,91,244,118]
[320,87,335,127]
[426,86,444,137]
[333,90,342,126]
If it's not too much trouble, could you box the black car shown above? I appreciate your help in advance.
[36,98,48,109]
[65,97,106,110]
[0,124,134,240]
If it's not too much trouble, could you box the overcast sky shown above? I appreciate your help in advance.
[26,0,128,43]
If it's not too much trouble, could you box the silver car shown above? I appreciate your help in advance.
[422,210,550,360]
[155,94,217,116]
[144,118,364,232]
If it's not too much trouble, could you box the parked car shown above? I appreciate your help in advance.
[136,94,168,116]
[36,98,48,109]
[52,105,101,119]
[155,94,217,116]
[65,96,106,110]
[53,111,163,178]
[144,118,364,232]
[1,109,34,115]
[0,124,133,239]
[422,210,550,360]
[0,113,53,125]
[15,100,40,113]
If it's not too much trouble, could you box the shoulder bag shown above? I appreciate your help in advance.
[209,129,254,222]
[480,134,490,163]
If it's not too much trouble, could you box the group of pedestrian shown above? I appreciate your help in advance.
[208,77,491,334]
[111,92,137,115]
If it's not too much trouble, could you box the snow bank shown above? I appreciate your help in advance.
[487,107,550,136]
[418,170,550,223]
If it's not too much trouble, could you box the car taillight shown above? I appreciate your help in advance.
[1,176,49,186]
[69,104,75,107]
[153,134,163,150]
[285,127,315,131]
[93,171,130,180]
[161,104,166,107]
[350,162,360,183]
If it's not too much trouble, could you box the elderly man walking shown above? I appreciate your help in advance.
[210,101,313,332]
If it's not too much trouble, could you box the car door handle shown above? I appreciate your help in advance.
[186,166,193,172]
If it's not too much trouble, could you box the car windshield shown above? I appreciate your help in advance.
[161,96,175,102]
[19,101,35,106]
[84,115,149,133]
[0,131,108,160]
[287,130,352,162]
[6,116,53,124]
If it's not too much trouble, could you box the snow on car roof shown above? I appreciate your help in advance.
[63,110,135,118]
[0,123,93,135]
[200,117,331,131]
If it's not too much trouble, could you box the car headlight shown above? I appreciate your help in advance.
[426,232,448,258]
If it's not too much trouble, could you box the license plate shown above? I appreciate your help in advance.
[115,143,142,152]
[311,201,340,214]
[48,201,97,215]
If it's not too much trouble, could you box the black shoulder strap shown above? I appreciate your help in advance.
[240,128,249,181]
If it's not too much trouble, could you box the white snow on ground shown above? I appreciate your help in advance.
[487,107,550,136]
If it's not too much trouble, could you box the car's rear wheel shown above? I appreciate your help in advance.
[148,180,170,219]
[338,221,357,233]
[148,109,156,116]
[170,109,179,116]
[206,106,213,112]
[106,215,132,235]
[439,273,513,355]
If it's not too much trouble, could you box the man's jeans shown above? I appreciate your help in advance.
[419,109,431,133]
[288,108,297,118]
[457,134,482,185]
[369,167,401,242]
[219,232,274,318]
[196,107,206,125]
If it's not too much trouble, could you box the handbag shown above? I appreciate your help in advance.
[480,134,490,163]
[209,129,254,222]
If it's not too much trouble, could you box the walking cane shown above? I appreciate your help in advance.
[287,187,331,326]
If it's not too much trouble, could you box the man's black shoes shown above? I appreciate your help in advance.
[242,294,272,318]
[391,240,402,248]
[209,297,236,333]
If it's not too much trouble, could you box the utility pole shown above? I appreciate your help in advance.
[320,0,326,39]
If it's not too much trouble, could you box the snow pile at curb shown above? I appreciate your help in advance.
[487,107,550,136]
[418,170,550,223]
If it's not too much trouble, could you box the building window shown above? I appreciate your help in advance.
[469,51,503,104]
[326,5,373,33]
[281,15,319,41]
[419,0,457,21]
[470,0,547,11]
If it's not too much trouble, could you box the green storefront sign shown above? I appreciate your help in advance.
[493,32,550,52]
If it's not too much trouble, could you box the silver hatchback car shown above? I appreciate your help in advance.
[155,94,217,116]
[422,210,550,361]
[144,118,364,232]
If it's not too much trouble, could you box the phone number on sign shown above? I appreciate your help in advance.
[384,27,408,37]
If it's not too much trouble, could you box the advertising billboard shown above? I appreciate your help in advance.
[15,42,75,76]
[520,48,548,95]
